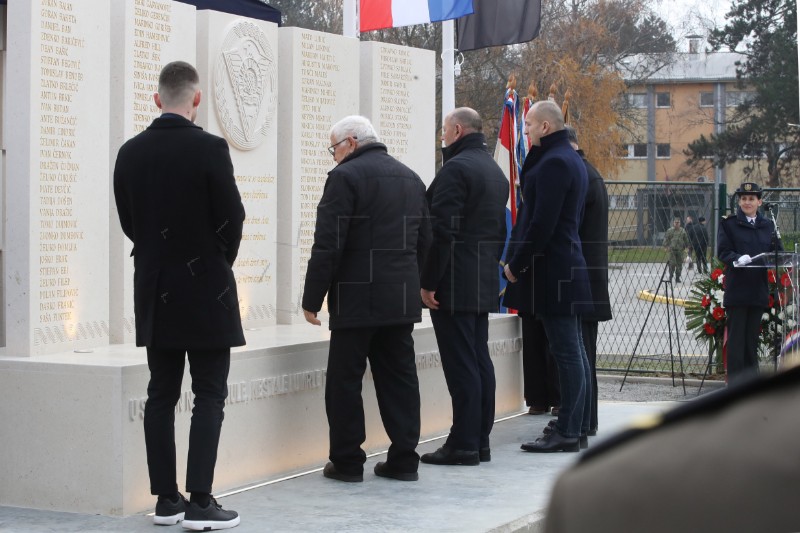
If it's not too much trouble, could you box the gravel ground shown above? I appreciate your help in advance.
[596,373,723,403]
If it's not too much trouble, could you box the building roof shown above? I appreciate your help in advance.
[621,51,747,84]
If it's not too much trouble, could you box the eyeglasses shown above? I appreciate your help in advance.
[327,136,356,156]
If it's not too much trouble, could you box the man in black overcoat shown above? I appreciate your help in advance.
[568,127,612,436]
[302,115,431,483]
[503,100,593,453]
[419,107,508,466]
[114,61,244,530]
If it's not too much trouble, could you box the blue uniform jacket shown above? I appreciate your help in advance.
[717,209,782,308]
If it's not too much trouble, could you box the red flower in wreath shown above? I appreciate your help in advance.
[704,323,716,335]
[712,307,725,320]
[701,294,711,308]
[781,272,791,287]
[779,291,787,307]
[769,294,775,308]
[711,268,723,281]
[768,270,777,284]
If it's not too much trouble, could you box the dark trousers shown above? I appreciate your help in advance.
[693,246,708,273]
[521,313,560,410]
[144,347,231,496]
[430,311,496,451]
[726,306,762,383]
[581,320,599,431]
[326,324,421,475]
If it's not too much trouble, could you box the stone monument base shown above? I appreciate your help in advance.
[0,315,522,516]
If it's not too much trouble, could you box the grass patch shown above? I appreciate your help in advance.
[609,247,669,263]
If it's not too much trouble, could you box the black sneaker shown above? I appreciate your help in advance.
[182,497,240,531]
[154,493,188,525]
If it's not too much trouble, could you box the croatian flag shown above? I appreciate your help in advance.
[495,82,523,313]
[360,0,474,32]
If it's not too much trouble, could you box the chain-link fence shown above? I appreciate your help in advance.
[598,182,795,377]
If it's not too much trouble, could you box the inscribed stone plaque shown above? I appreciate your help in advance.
[109,0,196,344]
[360,41,435,185]
[5,0,111,355]
[196,11,278,328]
[276,28,360,324]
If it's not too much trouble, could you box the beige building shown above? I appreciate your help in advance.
[617,41,753,189]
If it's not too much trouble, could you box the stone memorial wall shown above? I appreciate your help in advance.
[109,0,196,344]
[5,0,111,355]
[276,28,360,323]
[360,41,436,185]
[196,11,279,328]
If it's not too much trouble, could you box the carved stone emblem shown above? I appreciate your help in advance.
[214,21,276,151]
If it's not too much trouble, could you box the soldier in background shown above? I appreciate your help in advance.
[663,217,689,282]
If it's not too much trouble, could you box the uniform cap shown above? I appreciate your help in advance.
[735,182,762,198]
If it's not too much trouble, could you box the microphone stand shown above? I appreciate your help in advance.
[765,204,782,371]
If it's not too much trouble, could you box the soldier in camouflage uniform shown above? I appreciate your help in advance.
[663,217,689,282]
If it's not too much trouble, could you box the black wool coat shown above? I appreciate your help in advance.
[420,133,508,313]
[503,129,593,316]
[577,150,612,322]
[114,115,246,349]
[301,143,431,330]
[718,209,782,308]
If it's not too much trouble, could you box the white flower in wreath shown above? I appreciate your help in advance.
[714,290,725,304]
[762,312,770,321]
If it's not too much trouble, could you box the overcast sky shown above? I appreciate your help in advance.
[653,0,732,50]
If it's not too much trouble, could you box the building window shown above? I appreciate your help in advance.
[626,93,648,108]
[700,92,714,107]
[620,143,648,159]
[609,195,637,209]
[656,144,671,158]
[727,91,756,107]
[656,92,670,108]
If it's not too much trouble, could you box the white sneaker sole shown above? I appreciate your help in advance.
[182,516,240,530]
[153,512,184,525]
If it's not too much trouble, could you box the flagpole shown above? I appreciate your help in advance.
[343,0,358,38]
[441,20,455,124]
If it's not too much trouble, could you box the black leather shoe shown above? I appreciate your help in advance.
[579,434,589,450]
[420,446,479,466]
[521,432,580,453]
[374,461,418,481]
[323,462,363,482]
[479,447,491,462]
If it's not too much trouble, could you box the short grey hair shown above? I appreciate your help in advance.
[447,107,482,133]
[330,115,380,145]
[565,125,578,145]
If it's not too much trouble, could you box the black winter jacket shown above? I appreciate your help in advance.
[302,143,431,329]
[420,133,508,312]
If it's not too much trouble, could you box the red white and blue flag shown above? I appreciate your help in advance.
[360,0,474,32]
[495,79,525,312]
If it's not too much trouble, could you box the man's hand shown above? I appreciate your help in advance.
[303,309,321,326]
[504,264,518,283]
[421,288,439,310]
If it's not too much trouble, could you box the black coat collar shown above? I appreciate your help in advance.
[148,114,202,130]
[441,132,489,164]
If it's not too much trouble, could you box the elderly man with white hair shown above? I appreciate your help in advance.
[302,115,431,483]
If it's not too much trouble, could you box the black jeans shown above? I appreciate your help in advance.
[326,324,421,475]
[144,347,231,496]
[521,313,560,411]
[430,311,496,451]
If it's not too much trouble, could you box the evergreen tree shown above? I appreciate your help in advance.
[685,0,799,187]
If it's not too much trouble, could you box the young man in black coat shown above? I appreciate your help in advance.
[718,182,782,383]
[114,61,244,530]
[419,107,508,466]
[302,115,431,482]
